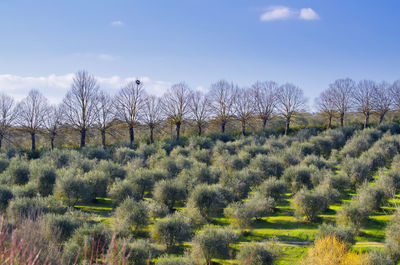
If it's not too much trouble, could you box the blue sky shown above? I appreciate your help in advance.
[0,0,399,106]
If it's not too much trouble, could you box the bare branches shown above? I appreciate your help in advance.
[391,80,400,110]
[17,90,48,150]
[62,70,99,147]
[115,80,146,148]
[373,81,392,124]
[189,91,210,136]
[315,88,336,129]
[161,82,191,139]
[43,104,64,150]
[0,93,17,149]
[208,80,236,133]
[233,87,254,136]
[95,90,115,147]
[330,78,355,127]
[251,81,277,130]
[142,95,162,143]
[353,80,375,128]
[276,83,307,135]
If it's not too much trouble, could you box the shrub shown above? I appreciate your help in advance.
[55,172,89,206]
[127,239,156,265]
[8,196,66,220]
[156,255,193,265]
[127,169,156,199]
[188,184,228,219]
[6,158,30,185]
[188,136,213,150]
[250,155,284,179]
[245,192,275,220]
[256,177,287,202]
[376,170,400,198]
[302,235,371,265]
[302,154,330,170]
[148,200,169,220]
[97,160,126,181]
[236,242,278,265]
[31,163,57,196]
[342,158,370,187]
[42,213,80,242]
[283,166,313,192]
[108,179,138,204]
[316,223,356,245]
[219,170,253,201]
[153,179,186,211]
[83,146,111,160]
[113,147,137,164]
[190,149,212,165]
[151,213,191,251]
[385,209,400,262]
[0,157,9,173]
[84,170,108,200]
[224,202,253,230]
[337,201,369,230]
[0,186,13,212]
[291,189,326,222]
[368,249,395,265]
[192,226,237,265]
[11,182,37,198]
[356,183,386,212]
[115,198,149,233]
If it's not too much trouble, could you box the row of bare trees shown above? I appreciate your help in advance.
[316,78,400,129]
[1,71,400,150]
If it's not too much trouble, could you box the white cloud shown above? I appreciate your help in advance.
[299,8,320,20]
[260,6,295,21]
[0,74,171,104]
[260,6,319,22]
[110,20,124,26]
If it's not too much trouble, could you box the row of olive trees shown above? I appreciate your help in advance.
[316,78,400,129]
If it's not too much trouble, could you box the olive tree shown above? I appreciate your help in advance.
[251,81,277,130]
[17,89,48,150]
[276,83,307,135]
[63,70,99,147]
[0,93,17,150]
[208,80,236,133]
[115,198,149,233]
[291,189,326,222]
[115,80,145,148]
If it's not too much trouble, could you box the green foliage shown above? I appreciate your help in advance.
[0,186,13,212]
[5,157,30,185]
[188,184,228,219]
[115,198,149,233]
[336,201,369,230]
[385,209,400,262]
[355,183,386,212]
[108,178,138,204]
[97,160,126,181]
[256,177,287,202]
[236,242,278,265]
[192,225,237,265]
[55,171,90,206]
[291,189,326,222]
[151,213,191,250]
[30,162,57,196]
[153,179,186,211]
[250,155,284,179]
[283,165,313,192]
[84,170,108,199]
[316,223,356,245]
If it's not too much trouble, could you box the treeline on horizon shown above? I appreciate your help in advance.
[1,70,400,151]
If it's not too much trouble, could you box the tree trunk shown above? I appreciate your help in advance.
[327,115,332,129]
[176,121,181,140]
[262,118,267,130]
[0,134,3,150]
[241,120,246,136]
[198,124,202,136]
[285,118,290,136]
[31,132,36,151]
[50,137,55,151]
[101,130,106,148]
[364,112,370,129]
[80,129,86,148]
[221,121,226,133]
[379,112,386,124]
[149,126,154,144]
[129,125,134,148]
[340,112,345,127]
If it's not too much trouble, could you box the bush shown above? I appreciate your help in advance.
[337,201,369,230]
[245,192,275,220]
[108,179,138,204]
[283,166,313,192]
[250,155,284,179]
[5,158,30,185]
[42,213,80,242]
[256,177,287,202]
[148,200,169,220]
[151,213,191,251]
[127,239,156,265]
[31,163,57,196]
[84,170,108,200]
[376,170,400,198]
[113,147,137,164]
[291,189,326,222]
[316,223,356,245]
[11,182,37,198]
[0,186,13,212]
[342,158,371,187]
[8,196,66,219]
[153,179,186,211]
[0,157,9,173]
[55,172,89,206]
[236,242,278,265]
[187,184,228,219]
[97,160,126,181]
[385,209,400,262]
[83,146,111,160]
[192,226,237,265]
[156,255,193,265]
[115,198,149,233]
[356,183,386,212]
[368,249,395,265]
[224,202,253,230]
[127,169,156,199]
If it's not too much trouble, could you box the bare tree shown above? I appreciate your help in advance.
[353,80,375,128]
[251,81,277,130]
[208,80,236,133]
[161,82,191,139]
[43,104,63,150]
[276,83,307,135]
[391,80,400,110]
[115,80,145,148]
[63,70,99,148]
[315,88,336,129]
[189,91,210,136]
[373,81,392,124]
[233,87,254,136]
[0,93,17,149]
[17,90,48,151]
[142,95,162,143]
[330,78,355,127]
[95,90,115,148]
